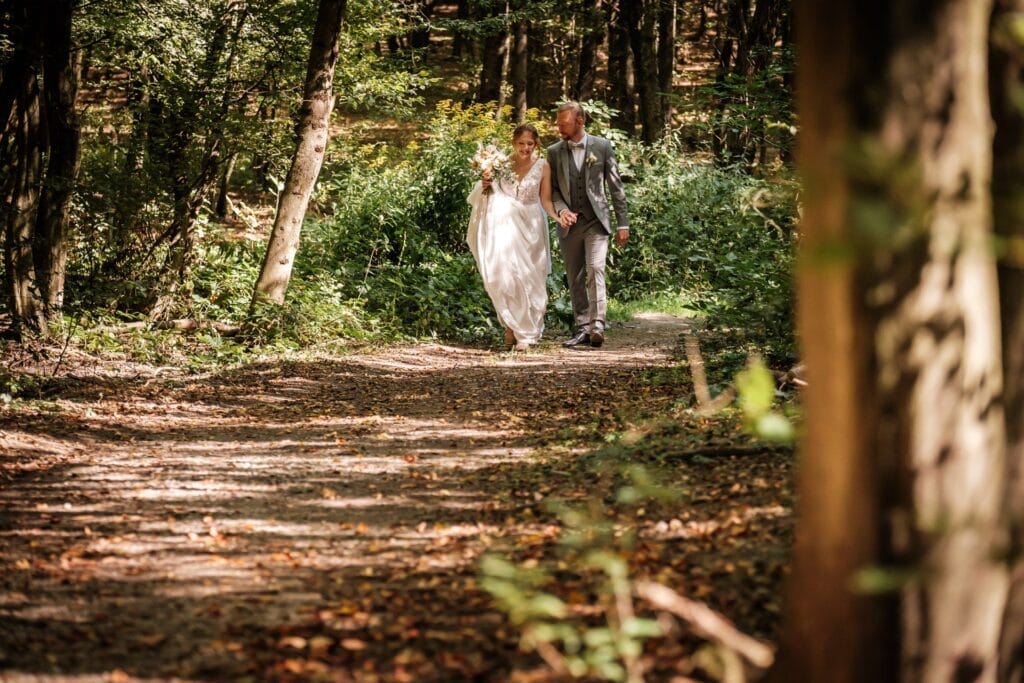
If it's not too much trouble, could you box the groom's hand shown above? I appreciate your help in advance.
[615,228,629,247]
[558,210,577,228]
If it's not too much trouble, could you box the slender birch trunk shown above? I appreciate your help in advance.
[250,0,347,307]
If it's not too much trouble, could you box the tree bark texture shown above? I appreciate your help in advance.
[772,1,1007,682]
[35,0,81,320]
[991,2,1024,681]
[628,0,663,142]
[251,0,346,307]
[1,0,78,338]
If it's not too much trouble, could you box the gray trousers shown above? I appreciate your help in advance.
[558,217,609,332]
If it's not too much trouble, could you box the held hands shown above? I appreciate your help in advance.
[557,210,577,229]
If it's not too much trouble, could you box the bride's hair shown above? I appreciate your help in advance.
[513,124,539,143]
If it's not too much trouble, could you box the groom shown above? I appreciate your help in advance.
[548,101,630,348]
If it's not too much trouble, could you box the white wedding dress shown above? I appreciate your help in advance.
[466,158,551,345]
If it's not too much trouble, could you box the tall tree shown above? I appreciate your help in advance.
[250,0,348,309]
[572,0,604,102]
[0,0,80,339]
[508,4,528,121]
[770,1,1008,681]
[628,0,663,142]
[607,0,635,133]
[147,0,250,319]
[991,2,1024,680]
[656,0,676,126]
[477,1,509,104]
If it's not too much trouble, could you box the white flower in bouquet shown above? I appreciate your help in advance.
[470,142,510,194]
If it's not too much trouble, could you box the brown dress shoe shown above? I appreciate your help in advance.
[589,329,604,348]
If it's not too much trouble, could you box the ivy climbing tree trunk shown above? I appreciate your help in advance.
[769,1,1008,681]
[991,2,1024,680]
[250,0,347,309]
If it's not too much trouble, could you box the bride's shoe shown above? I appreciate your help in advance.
[514,341,531,352]
[504,328,516,348]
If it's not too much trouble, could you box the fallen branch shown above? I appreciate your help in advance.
[93,319,241,337]
[655,444,792,461]
[684,334,736,413]
[635,580,774,670]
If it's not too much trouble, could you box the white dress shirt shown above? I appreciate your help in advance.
[569,133,588,170]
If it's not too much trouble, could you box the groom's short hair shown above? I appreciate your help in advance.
[558,101,586,122]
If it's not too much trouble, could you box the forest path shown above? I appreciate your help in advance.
[0,315,791,682]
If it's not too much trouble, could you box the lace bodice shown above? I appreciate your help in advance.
[497,158,545,205]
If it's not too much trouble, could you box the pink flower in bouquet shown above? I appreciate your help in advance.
[470,142,510,194]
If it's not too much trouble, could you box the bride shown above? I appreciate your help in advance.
[467,124,558,350]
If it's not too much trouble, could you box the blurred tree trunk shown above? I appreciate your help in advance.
[769,1,1008,682]
[657,0,675,127]
[607,0,635,133]
[572,0,603,101]
[991,2,1024,681]
[477,2,509,104]
[452,0,470,57]
[509,10,528,122]
[526,21,551,108]
[250,0,347,309]
[712,0,746,161]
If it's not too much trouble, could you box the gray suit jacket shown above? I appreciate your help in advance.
[547,134,629,235]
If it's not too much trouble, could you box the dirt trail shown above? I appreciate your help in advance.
[0,315,791,682]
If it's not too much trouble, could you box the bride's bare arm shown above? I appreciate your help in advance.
[540,161,558,220]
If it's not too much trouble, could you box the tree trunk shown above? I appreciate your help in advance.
[147,0,248,319]
[607,0,635,133]
[215,151,238,219]
[452,0,470,58]
[629,0,662,142]
[477,3,509,104]
[711,0,746,161]
[1,0,57,339]
[770,1,1008,682]
[573,0,603,102]
[657,0,676,127]
[5,72,47,338]
[509,16,528,122]
[250,0,346,308]
[35,0,81,323]
[991,2,1024,681]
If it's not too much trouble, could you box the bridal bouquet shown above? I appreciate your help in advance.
[470,142,510,195]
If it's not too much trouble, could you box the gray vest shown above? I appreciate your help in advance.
[568,156,596,223]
